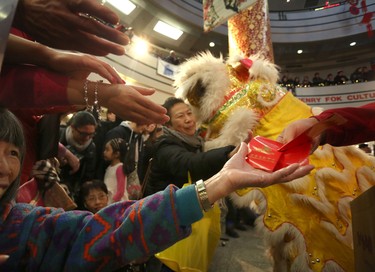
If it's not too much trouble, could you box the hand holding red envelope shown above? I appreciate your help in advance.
[246,114,347,172]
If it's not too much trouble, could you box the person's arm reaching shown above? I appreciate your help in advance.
[13,0,129,56]
[3,141,313,271]
[0,65,169,124]
[204,142,314,203]
[5,34,123,83]
[277,102,375,151]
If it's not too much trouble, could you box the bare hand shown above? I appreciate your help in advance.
[0,255,9,264]
[228,131,252,158]
[102,85,169,125]
[206,142,314,203]
[277,118,321,153]
[14,0,129,55]
[47,53,124,83]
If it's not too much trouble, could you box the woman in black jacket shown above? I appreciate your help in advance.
[144,97,235,196]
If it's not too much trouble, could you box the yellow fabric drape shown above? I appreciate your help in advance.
[156,174,221,272]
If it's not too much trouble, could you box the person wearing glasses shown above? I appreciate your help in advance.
[78,180,110,213]
[59,111,98,200]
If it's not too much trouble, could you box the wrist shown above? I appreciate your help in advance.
[39,45,56,68]
[98,83,121,108]
[195,180,213,212]
[200,172,229,209]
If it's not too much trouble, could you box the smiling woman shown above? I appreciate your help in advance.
[0,106,313,271]
[144,97,237,196]
[0,108,24,205]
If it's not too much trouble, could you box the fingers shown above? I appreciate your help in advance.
[127,104,169,124]
[0,254,9,264]
[85,55,123,83]
[131,86,156,96]
[273,163,314,184]
[116,108,168,125]
[45,12,127,56]
[108,95,169,124]
[72,31,126,56]
[74,0,120,25]
[237,142,249,158]
[276,132,285,143]
[75,15,129,46]
[243,130,253,143]
[310,138,320,154]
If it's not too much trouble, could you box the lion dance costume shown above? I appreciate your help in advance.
[174,2,375,269]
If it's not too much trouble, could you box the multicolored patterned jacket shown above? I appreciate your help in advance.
[0,185,203,271]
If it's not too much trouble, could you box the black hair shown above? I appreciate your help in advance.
[69,111,97,128]
[162,97,185,126]
[77,179,108,209]
[359,143,369,148]
[106,138,134,175]
[0,107,25,160]
[0,107,26,206]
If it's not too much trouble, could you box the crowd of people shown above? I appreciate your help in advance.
[279,66,375,90]
[0,1,314,271]
[0,0,375,271]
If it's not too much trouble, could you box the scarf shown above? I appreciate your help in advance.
[163,126,204,150]
[65,126,92,152]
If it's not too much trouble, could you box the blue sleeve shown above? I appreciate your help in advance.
[2,185,203,271]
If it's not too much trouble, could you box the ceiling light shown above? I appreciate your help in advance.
[133,38,149,56]
[153,21,183,40]
[209,42,215,47]
[297,49,303,54]
[105,0,136,15]
[350,42,356,46]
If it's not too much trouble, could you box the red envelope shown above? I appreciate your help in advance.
[246,114,347,172]
[246,136,310,172]
[246,136,283,172]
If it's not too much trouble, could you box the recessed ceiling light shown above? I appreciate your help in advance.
[153,21,183,40]
[105,0,136,15]
[133,38,149,56]
[350,42,356,46]
[209,42,215,47]
[297,49,303,54]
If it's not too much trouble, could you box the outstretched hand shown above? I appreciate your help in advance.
[101,85,170,125]
[205,142,314,203]
[223,142,314,189]
[0,255,9,265]
[47,52,124,84]
[14,0,129,56]
[277,118,321,153]
[5,34,124,84]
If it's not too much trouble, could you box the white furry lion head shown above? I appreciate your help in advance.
[174,51,279,123]
[174,51,230,123]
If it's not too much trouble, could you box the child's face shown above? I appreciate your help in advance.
[0,141,21,199]
[84,188,108,213]
[103,143,116,162]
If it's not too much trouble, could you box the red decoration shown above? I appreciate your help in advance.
[349,5,359,15]
[361,11,373,25]
[347,0,373,37]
